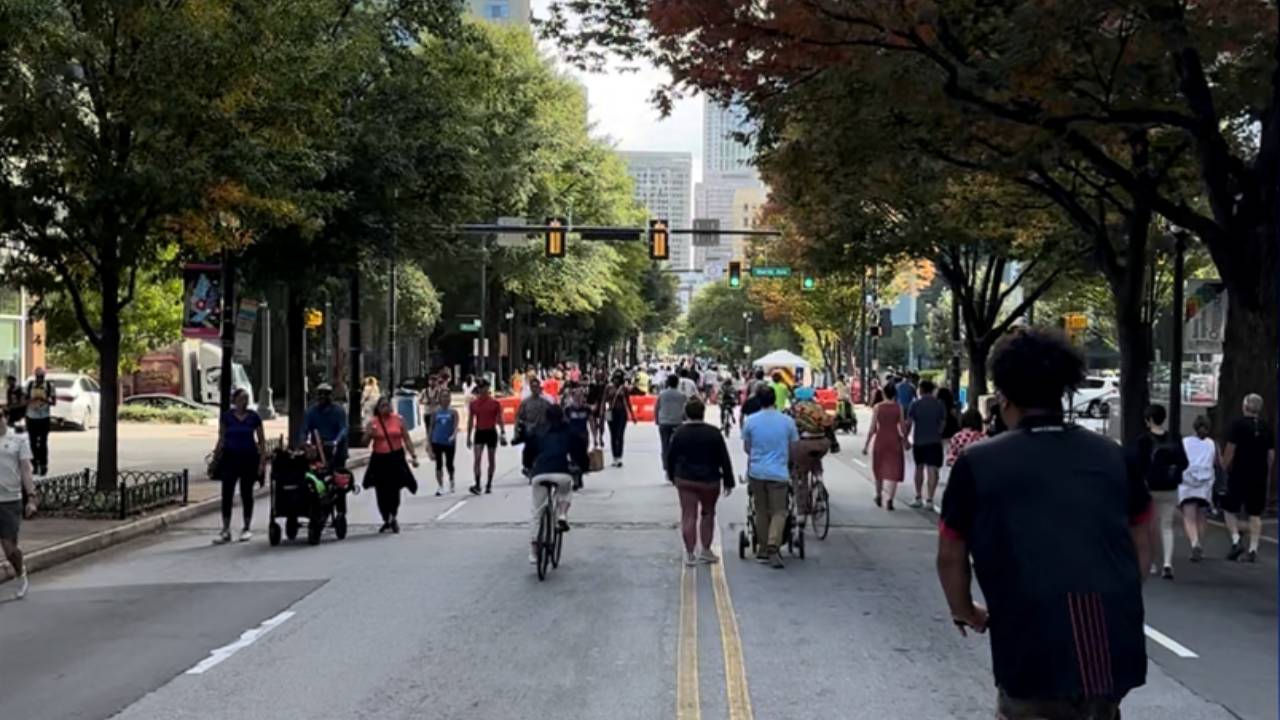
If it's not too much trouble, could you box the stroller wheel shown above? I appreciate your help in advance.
[738,530,748,559]
[268,522,282,547]
[285,517,299,540]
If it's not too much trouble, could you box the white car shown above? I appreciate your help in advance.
[28,373,101,430]
[1065,376,1119,418]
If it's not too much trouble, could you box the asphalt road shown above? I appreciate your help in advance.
[2,418,1272,719]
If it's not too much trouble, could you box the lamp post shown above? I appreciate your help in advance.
[504,308,515,391]
[742,312,753,360]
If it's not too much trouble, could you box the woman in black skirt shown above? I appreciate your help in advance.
[361,397,419,533]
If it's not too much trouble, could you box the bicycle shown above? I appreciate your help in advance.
[533,474,571,580]
[720,402,736,437]
[807,469,831,540]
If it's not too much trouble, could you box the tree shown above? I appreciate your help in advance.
[684,280,799,363]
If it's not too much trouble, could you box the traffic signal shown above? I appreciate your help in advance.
[728,261,742,289]
[544,217,566,258]
[869,325,882,338]
[648,219,669,260]
[801,274,817,291]
[1061,312,1087,344]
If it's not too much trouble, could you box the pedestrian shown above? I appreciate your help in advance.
[946,408,986,467]
[515,377,552,476]
[666,398,735,566]
[604,371,636,467]
[466,380,506,495]
[4,375,25,427]
[677,368,699,399]
[656,374,687,472]
[526,404,575,564]
[587,369,608,449]
[562,381,592,490]
[1221,393,1275,563]
[303,383,349,469]
[1129,404,1189,579]
[427,393,459,496]
[863,385,906,510]
[937,386,961,441]
[23,368,54,476]
[211,388,266,544]
[937,327,1152,720]
[462,374,476,398]
[904,379,948,512]
[542,370,561,404]
[1179,416,1217,563]
[769,371,790,411]
[360,376,381,423]
[362,396,420,534]
[0,410,37,599]
[742,385,799,569]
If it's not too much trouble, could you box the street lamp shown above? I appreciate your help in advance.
[742,312,753,359]
[504,308,516,390]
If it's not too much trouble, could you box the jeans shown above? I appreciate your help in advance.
[530,473,573,540]
[608,415,627,460]
[676,480,719,553]
[26,417,50,475]
[749,479,789,553]
[220,449,259,529]
[658,424,679,471]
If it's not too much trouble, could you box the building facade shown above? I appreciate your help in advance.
[467,0,531,24]
[0,283,44,383]
[702,99,756,175]
[692,100,766,297]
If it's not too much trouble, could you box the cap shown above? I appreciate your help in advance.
[316,383,333,392]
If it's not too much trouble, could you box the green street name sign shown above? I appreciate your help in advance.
[750,266,792,278]
[459,320,482,332]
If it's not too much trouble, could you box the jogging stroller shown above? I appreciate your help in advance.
[834,399,858,435]
[267,435,356,546]
[737,477,805,560]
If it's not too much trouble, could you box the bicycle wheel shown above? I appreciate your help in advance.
[812,481,830,540]
[536,506,553,580]
[552,525,564,568]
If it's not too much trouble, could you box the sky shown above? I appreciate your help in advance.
[529,0,704,183]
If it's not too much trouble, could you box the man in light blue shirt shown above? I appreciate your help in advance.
[742,385,798,568]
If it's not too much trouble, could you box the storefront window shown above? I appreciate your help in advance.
[0,318,19,380]
[0,286,20,316]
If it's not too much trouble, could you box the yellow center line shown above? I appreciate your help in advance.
[677,561,700,720]
[711,534,755,720]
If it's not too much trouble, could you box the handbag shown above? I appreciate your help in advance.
[206,450,223,479]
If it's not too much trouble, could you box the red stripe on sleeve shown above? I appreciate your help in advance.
[938,519,964,542]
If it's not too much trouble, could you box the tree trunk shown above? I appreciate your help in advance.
[286,288,307,445]
[1109,269,1152,443]
[1215,277,1279,450]
[96,268,121,491]
[964,338,989,411]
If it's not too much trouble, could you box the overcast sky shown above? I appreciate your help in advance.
[529,0,704,183]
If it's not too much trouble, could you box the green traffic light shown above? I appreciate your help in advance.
[802,275,816,290]
[729,277,741,288]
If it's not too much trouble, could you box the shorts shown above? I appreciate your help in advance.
[912,442,944,468]
[474,428,499,449]
[0,501,21,542]
[1221,475,1267,517]
[1179,497,1211,510]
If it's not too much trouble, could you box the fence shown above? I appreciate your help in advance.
[33,469,189,520]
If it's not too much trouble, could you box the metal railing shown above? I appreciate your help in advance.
[33,469,189,520]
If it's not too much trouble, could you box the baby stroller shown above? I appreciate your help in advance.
[834,399,857,434]
[737,477,805,560]
[267,434,357,546]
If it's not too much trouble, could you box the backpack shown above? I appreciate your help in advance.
[1147,433,1183,491]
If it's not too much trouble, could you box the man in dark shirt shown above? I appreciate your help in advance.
[937,328,1151,719]
[303,383,348,469]
[904,379,947,511]
[1221,393,1275,562]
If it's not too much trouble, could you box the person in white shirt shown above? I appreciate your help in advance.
[1179,415,1218,562]
[0,411,37,599]
[677,369,700,399]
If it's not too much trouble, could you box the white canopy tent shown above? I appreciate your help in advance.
[752,349,811,370]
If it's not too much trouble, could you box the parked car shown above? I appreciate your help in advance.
[1065,376,1119,418]
[29,372,101,430]
[123,393,217,416]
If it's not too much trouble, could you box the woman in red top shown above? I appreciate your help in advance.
[362,397,420,533]
[862,384,906,510]
[946,408,986,467]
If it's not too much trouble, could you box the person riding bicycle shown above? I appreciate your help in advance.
[527,404,576,564]
[719,375,739,432]
[789,386,834,522]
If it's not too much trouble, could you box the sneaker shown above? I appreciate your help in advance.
[769,552,785,569]
[485,484,492,494]
[698,550,720,564]
[1247,550,1258,563]
[391,519,400,534]
[684,552,698,567]
[1161,566,1174,580]
[886,499,895,512]
[238,530,253,543]
[13,569,28,600]
[925,500,937,513]
[1227,542,1244,561]
[873,495,882,508]
[1190,545,1203,563]
[755,551,770,564]
[435,488,445,497]
[909,498,924,509]
[212,530,232,545]
[469,485,482,496]
[529,549,538,564]
[378,522,390,534]
[556,518,570,533]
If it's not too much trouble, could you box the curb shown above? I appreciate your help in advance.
[0,442,421,582]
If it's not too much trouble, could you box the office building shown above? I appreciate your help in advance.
[619,150,693,265]
[693,101,766,291]
[0,282,44,382]
[702,99,756,176]
[467,0,531,25]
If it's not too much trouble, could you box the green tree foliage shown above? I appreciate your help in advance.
[683,281,799,363]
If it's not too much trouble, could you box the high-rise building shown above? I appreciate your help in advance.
[693,102,766,290]
[702,99,756,176]
[619,150,693,265]
[467,0,531,25]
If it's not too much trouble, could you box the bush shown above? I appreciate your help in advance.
[118,405,212,425]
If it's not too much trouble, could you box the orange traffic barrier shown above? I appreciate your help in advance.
[631,394,656,423]
[815,387,838,412]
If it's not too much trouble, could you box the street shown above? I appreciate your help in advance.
[2,425,1272,720]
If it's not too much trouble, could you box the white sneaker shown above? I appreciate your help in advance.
[212,530,231,545]
[529,549,538,564]
[13,569,28,600]
[925,500,937,513]
[698,550,720,564]
[435,488,445,497]
[238,530,253,543]
[684,552,698,567]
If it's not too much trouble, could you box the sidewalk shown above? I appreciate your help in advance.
[1,426,427,581]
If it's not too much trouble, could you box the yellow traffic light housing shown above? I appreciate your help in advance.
[545,216,567,258]
[648,219,669,260]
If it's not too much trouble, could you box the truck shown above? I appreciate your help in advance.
[130,340,254,407]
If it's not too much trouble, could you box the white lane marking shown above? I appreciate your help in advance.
[186,611,295,675]
[1144,624,1199,658]
[852,458,867,468]
[436,500,467,521]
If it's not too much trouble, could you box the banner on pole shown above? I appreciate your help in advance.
[233,299,259,364]
[181,263,223,339]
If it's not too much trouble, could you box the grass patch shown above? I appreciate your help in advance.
[118,405,212,425]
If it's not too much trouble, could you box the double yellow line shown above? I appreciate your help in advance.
[676,534,754,720]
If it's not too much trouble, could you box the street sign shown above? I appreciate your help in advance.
[495,216,529,247]
[304,309,323,329]
[693,218,720,247]
[750,266,791,278]
[459,320,482,332]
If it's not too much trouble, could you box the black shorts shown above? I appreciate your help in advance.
[1222,475,1266,517]
[0,501,21,542]
[473,428,499,449]
[912,443,944,468]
